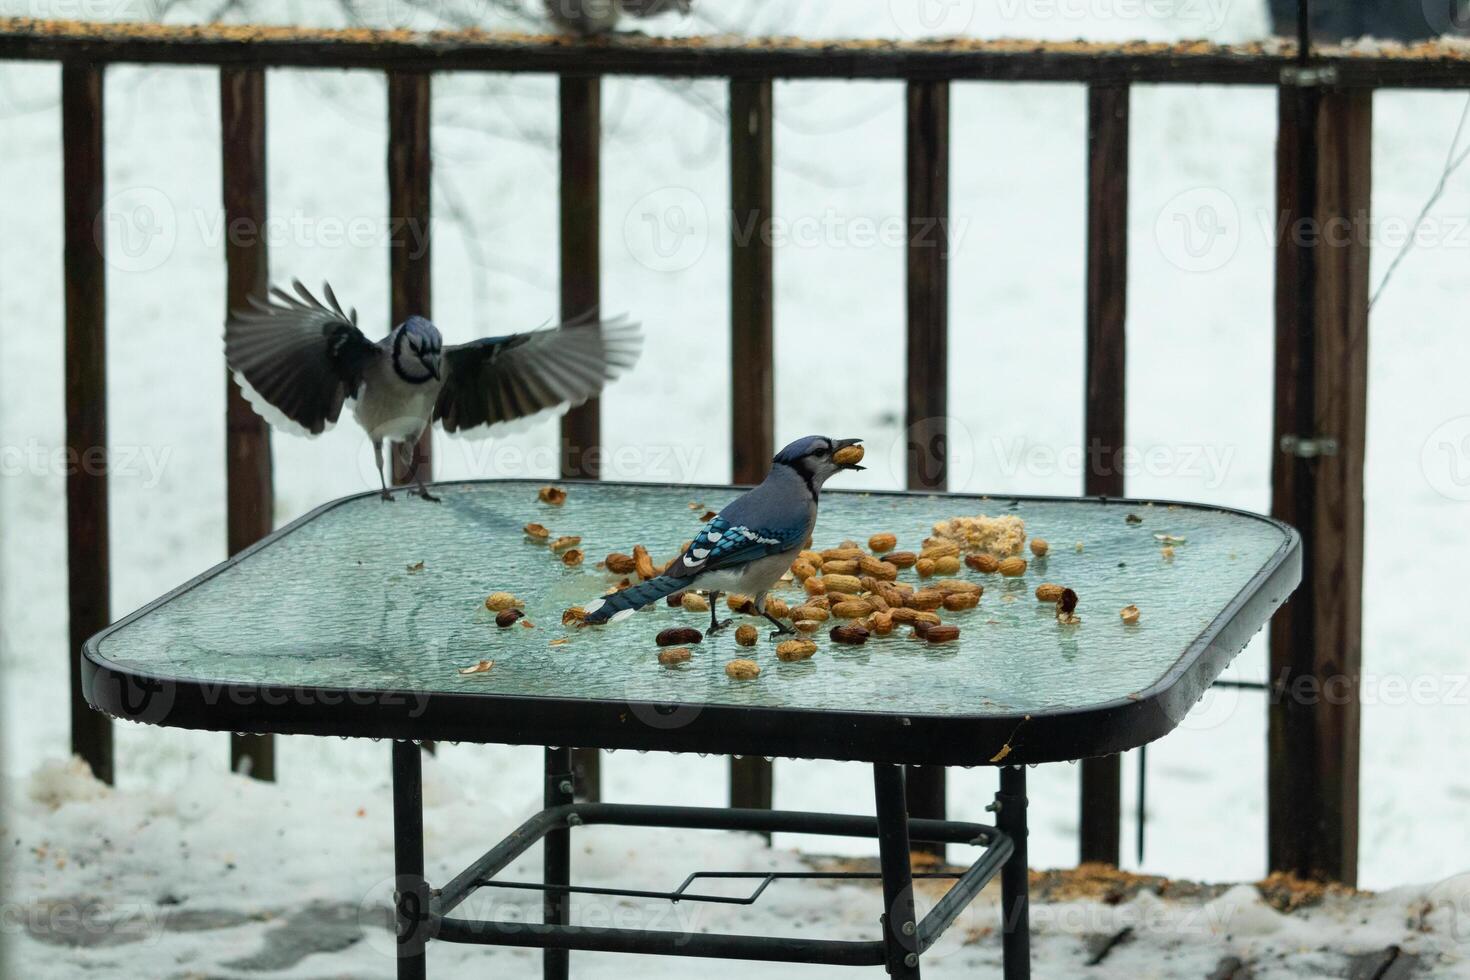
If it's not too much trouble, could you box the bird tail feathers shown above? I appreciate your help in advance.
[583,575,692,624]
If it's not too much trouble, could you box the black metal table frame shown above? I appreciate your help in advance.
[391,742,1030,980]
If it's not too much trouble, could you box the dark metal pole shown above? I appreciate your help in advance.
[1136,746,1146,864]
[874,764,920,979]
[998,766,1030,980]
[392,740,428,980]
[544,747,573,980]
[62,61,113,785]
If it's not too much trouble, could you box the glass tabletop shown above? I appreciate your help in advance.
[94,480,1296,720]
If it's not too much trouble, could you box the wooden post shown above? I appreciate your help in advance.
[63,62,113,785]
[388,71,433,489]
[905,79,950,856]
[222,67,276,781]
[1268,83,1369,886]
[728,77,776,815]
[1079,83,1130,866]
[559,73,603,804]
[388,70,435,755]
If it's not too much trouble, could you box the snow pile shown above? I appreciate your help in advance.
[26,757,112,810]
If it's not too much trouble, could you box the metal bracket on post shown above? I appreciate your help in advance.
[1280,65,1338,87]
[547,773,575,799]
[1280,434,1339,459]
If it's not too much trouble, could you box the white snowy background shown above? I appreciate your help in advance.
[3,0,1470,975]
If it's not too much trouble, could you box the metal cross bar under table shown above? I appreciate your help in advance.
[392,743,1019,978]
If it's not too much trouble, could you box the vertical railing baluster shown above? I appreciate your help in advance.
[388,69,434,756]
[728,77,776,817]
[1268,83,1369,887]
[63,62,113,785]
[904,78,950,858]
[388,71,433,489]
[559,73,604,804]
[1079,82,1130,866]
[222,66,276,781]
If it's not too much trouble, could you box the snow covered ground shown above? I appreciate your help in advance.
[4,0,1470,975]
[8,755,1470,978]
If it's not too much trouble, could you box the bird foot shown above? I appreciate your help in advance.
[768,627,797,640]
[413,487,442,503]
[707,618,733,634]
[379,489,397,502]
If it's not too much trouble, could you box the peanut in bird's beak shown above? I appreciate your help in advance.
[833,438,866,470]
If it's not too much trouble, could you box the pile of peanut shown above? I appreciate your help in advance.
[657,525,1010,678]
[526,502,1151,680]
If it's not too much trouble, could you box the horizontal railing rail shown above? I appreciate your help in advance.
[2,18,1470,87]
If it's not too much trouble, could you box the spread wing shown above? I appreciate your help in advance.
[224,280,381,436]
[434,313,642,436]
[665,515,806,579]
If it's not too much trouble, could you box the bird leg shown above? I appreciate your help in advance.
[374,440,395,502]
[399,440,440,503]
[706,592,732,634]
[755,593,795,638]
[762,611,796,639]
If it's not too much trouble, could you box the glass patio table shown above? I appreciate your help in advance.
[83,480,1301,980]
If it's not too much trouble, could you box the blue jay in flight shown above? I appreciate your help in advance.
[583,436,864,635]
[225,280,641,501]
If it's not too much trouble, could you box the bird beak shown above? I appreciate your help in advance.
[835,437,866,470]
[427,356,441,381]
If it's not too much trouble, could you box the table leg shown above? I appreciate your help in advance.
[392,740,428,980]
[874,763,920,979]
[544,747,573,980]
[997,765,1030,980]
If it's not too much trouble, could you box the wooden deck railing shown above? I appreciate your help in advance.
[6,16,1419,884]
[221,65,274,778]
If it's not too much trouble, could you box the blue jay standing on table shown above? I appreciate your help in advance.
[225,280,641,501]
[583,436,864,636]
[543,0,691,35]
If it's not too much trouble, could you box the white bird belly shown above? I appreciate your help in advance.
[352,363,441,443]
[695,551,795,598]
